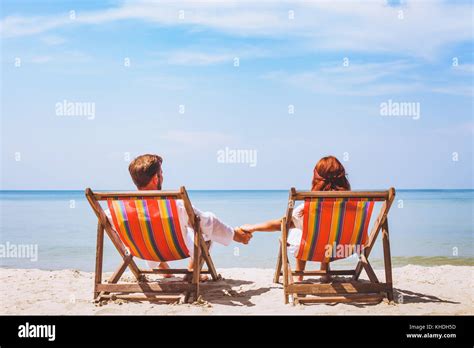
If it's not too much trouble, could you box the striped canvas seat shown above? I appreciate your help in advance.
[107,198,190,262]
[296,197,383,262]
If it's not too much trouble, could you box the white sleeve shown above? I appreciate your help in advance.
[291,203,305,230]
[104,209,115,230]
[193,206,235,246]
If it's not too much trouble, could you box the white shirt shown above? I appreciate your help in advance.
[291,203,305,230]
[176,200,235,247]
[286,203,305,255]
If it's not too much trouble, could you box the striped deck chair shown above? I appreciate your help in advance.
[274,188,395,304]
[85,186,220,303]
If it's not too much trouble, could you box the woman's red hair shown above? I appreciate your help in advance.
[311,156,350,191]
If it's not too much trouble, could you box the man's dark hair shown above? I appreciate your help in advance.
[128,154,163,188]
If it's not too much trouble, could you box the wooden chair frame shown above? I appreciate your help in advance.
[274,188,395,305]
[85,186,220,303]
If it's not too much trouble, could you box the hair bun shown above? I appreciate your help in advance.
[325,172,345,181]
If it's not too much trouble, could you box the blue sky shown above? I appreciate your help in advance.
[1,0,473,190]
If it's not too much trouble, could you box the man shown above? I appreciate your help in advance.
[126,154,252,278]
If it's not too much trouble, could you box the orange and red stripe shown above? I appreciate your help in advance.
[296,197,377,262]
[107,198,190,261]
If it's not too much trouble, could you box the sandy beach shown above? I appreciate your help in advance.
[0,265,472,315]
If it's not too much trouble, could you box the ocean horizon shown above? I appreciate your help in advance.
[1,189,473,272]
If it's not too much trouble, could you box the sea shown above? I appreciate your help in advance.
[0,190,472,272]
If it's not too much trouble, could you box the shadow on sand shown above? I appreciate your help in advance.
[200,278,274,307]
[111,274,459,308]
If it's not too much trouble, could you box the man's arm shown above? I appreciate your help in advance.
[193,207,251,245]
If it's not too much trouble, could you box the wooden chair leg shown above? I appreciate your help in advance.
[97,255,133,301]
[109,256,133,284]
[191,228,201,303]
[281,218,290,304]
[183,291,191,304]
[382,220,394,301]
[322,261,330,280]
[94,222,104,299]
[192,251,201,301]
[199,238,220,280]
[353,260,363,281]
[197,253,203,297]
[274,241,283,284]
[360,254,379,284]
[287,263,298,305]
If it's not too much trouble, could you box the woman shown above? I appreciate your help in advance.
[240,156,351,282]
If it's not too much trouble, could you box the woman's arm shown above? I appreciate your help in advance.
[241,217,294,233]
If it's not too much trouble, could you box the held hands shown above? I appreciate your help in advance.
[233,227,253,245]
[233,224,260,245]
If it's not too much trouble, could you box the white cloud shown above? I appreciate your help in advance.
[150,46,270,66]
[30,55,52,64]
[430,85,474,97]
[134,75,189,91]
[160,130,235,146]
[0,15,70,38]
[453,64,474,75]
[432,121,474,136]
[261,59,474,97]
[25,50,91,65]
[158,51,233,66]
[40,35,66,46]
[261,60,424,96]
[1,0,472,59]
